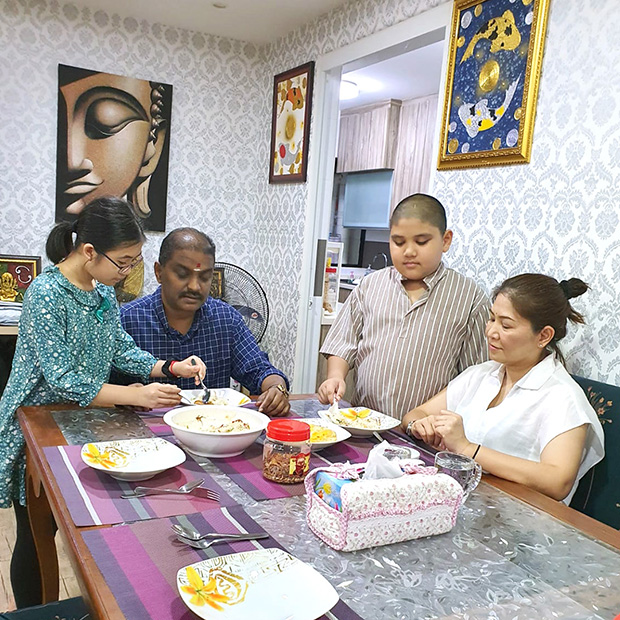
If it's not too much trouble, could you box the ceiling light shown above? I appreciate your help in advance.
[339,80,359,100]
[212,2,227,8]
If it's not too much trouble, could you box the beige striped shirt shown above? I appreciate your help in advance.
[320,263,490,420]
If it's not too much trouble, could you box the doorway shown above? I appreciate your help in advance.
[292,4,452,393]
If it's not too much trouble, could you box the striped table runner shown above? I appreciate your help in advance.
[44,444,236,526]
[82,506,362,620]
[209,430,422,501]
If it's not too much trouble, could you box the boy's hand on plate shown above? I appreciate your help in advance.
[318,378,346,405]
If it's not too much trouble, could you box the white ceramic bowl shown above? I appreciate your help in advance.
[179,387,251,407]
[163,406,269,458]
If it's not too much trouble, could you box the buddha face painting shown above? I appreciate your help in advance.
[55,64,172,232]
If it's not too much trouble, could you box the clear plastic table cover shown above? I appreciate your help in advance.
[56,405,620,620]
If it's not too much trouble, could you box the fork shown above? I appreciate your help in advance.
[176,532,269,549]
[121,479,220,501]
[172,523,258,541]
[191,358,210,403]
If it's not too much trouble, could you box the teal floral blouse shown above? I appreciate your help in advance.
[0,266,157,507]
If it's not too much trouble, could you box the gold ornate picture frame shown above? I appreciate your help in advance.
[269,61,314,183]
[437,0,550,169]
[0,254,41,303]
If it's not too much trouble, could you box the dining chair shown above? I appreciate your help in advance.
[570,375,620,529]
[0,597,89,619]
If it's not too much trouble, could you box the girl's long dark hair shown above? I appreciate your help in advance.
[46,196,146,264]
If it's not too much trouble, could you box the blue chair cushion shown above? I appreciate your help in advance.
[0,597,89,619]
[570,375,620,529]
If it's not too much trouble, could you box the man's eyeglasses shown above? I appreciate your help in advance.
[100,252,143,275]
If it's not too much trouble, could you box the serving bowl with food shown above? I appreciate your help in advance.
[319,406,399,437]
[302,417,351,451]
[163,406,269,458]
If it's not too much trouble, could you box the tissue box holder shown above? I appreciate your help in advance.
[305,463,463,552]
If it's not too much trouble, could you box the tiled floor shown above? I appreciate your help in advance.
[0,507,80,611]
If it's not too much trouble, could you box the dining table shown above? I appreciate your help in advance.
[17,396,620,620]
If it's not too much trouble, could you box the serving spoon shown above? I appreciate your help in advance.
[191,358,210,403]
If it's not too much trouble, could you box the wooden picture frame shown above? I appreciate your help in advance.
[0,254,42,303]
[210,268,224,299]
[269,61,315,183]
[437,0,550,169]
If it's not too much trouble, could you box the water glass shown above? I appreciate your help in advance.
[434,451,482,501]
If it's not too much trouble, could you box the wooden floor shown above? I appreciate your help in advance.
[0,507,80,611]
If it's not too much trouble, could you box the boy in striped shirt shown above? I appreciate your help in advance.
[318,193,489,420]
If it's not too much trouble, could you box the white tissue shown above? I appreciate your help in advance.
[363,441,405,479]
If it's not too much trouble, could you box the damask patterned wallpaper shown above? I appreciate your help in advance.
[0,0,266,335]
[1,0,619,385]
[261,0,620,385]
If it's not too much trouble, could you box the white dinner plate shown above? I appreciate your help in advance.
[319,406,400,437]
[180,388,251,407]
[303,417,351,451]
[80,437,186,481]
[177,548,338,620]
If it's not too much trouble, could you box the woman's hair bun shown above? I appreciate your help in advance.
[559,278,588,300]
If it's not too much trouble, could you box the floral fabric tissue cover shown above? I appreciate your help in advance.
[305,463,463,552]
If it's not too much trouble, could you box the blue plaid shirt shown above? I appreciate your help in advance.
[117,288,288,393]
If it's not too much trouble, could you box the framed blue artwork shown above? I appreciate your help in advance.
[438,0,550,169]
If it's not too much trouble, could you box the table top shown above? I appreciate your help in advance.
[18,399,620,620]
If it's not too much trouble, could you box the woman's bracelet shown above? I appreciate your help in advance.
[472,444,481,460]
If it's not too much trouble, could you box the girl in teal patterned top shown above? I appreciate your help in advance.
[0,197,206,608]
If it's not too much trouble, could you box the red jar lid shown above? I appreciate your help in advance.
[266,419,310,442]
[326,267,337,273]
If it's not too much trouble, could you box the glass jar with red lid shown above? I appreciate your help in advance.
[262,419,311,484]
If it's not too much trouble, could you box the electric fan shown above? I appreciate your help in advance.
[210,262,269,343]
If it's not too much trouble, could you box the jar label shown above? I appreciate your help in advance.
[289,453,310,476]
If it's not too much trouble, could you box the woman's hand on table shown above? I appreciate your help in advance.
[409,417,443,449]
[173,356,207,385]
[134,383,181,408]
[431,410,474,455]
[257,385,290,416]
[318,378,346,404]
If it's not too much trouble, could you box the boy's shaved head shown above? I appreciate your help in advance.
[390,193,447,234]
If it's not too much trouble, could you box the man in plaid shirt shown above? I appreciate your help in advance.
[118,228,290,415]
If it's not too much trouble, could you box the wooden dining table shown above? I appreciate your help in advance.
[18,398,620,620]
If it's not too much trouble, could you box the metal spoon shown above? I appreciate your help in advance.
[191,358,210,403]
[177,532,269,549]
[172,523,266,541]
[172,523,261,541]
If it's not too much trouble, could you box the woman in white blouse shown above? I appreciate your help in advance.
[401,274,604,503]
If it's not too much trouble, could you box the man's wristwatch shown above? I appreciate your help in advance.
[161,359,178,380]
[270,383,289,398]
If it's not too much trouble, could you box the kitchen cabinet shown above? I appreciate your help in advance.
[336,100,401,173]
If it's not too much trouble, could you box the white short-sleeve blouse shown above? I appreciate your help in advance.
[446,354,604,503]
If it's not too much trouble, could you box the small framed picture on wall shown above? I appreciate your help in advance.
[0,255,42,303]
[269,61,315,184]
